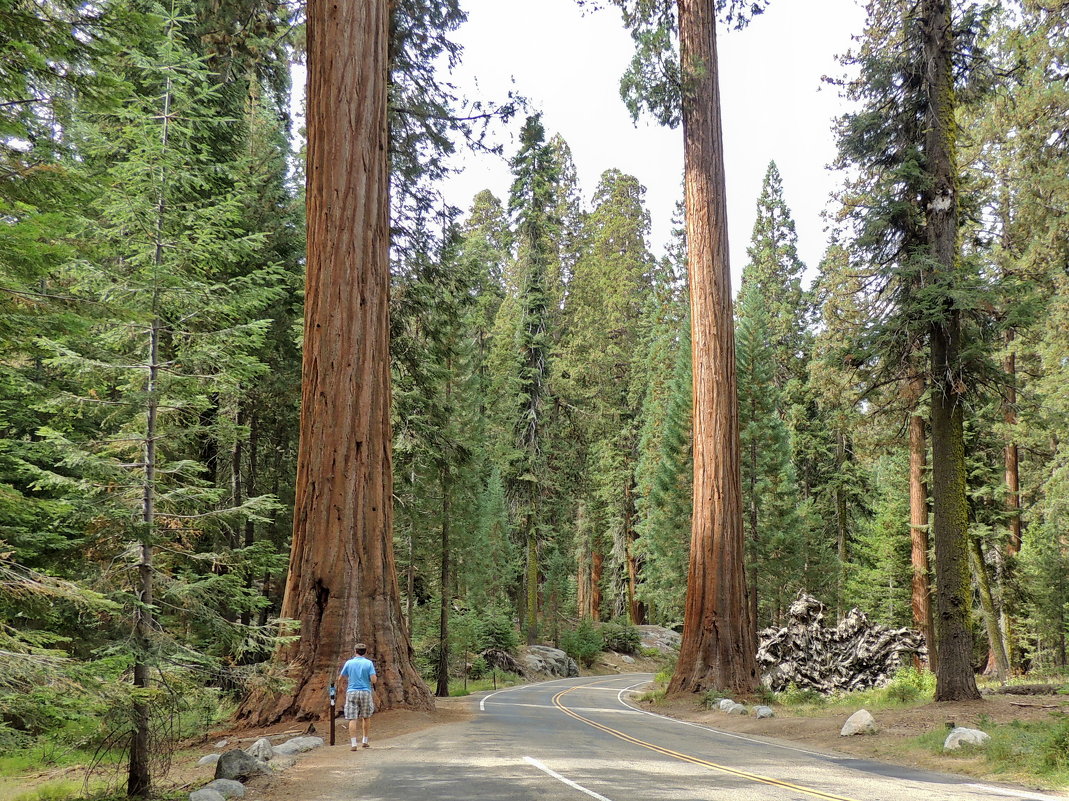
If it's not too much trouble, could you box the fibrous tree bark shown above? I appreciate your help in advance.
[240,0,431,723]
[922,0,980,702]
[668,0,758,696]
[906,376,936,672]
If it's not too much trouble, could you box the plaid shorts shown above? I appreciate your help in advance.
[344,689,375,719]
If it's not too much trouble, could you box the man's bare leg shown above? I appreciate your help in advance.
[348,718,359,750]
[361,716,371,747]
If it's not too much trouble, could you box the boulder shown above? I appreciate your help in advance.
[244,737,274,762]
[214,750,270,782]
[197,754,221,767]
[481,648,526,676]
[214,740,230,749]
[274,736,324,755]
[727,703,748,715]
[717,699,736,712]
[621,655,635,664]
[944,727,991,750]
[190,791,224,801]
[269,755,297,771]
[637,625,681,654]
[755,705,775,719]
[203,780,245,799]
[840,709,877,736]
[520,646,579,678]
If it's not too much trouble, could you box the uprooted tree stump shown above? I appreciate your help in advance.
[757,592,926,693]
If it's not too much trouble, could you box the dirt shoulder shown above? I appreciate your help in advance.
[638,691,1069,794]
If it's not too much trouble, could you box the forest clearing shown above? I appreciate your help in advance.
[2,0,1069,799]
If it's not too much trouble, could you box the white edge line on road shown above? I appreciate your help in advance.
[614,681,856,760]
[966,783,1067,801]
[524,756,616,801]
[479,676,599,712]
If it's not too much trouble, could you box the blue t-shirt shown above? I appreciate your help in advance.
[340,655,376,692]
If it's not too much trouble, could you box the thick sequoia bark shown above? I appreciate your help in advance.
[922,0,980,702]
[668,0,758,696]
[906,379,936,671]
[239,0,431,723]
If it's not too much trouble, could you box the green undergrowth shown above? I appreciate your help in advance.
[448,671,524,697]
[911,713,1069,788]
[771,667,937,714]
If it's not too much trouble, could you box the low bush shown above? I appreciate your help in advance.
[599,619,640,654]
[560,619,602,667]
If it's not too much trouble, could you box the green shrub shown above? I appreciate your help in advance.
[560,619,602,667]
[599,619,640,654]
[477,609,519,652]
[779,684,826,706]
[640,647,662,659]
[1040,716,1069,769]
[701,689,725,709]
[883,666,935,704]
[469,656,488,680]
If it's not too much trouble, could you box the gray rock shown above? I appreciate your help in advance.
[269,755,297,771]
[944,726,991,750]
[637,625,681,654]
[214,750,270,782]
[273,736,324,755]
[244,737,274,762]
[754,705,775,719]
[717,698,736,711]
[840,709,877,736]
[621,654,635,664]
[519,645,579,678]
[197,753,221,767]
[204,780,245,799]
[728,702,748,715]
[190,791,225,801]
[214,740,230,749]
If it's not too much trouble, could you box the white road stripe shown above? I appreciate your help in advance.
[966,784,1067,801]
[479,677,598,711]
[614,681,857,760]
[523,756,616,801]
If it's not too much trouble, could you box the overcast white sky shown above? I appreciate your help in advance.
[441,0,866,289]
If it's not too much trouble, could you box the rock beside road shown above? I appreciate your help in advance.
[520,645,579,678]
[203,779,245,798]
[215,749,270,781]
[637,625,681,654]
[840,709,877,736]
[755,705,775,719]
[245,737,275,761]
[274,735,324,755]
[197,753,220,767]
[189,790,225,801]
[944,726,991,750]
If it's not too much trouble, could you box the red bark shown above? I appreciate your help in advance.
[668,0,758,696]
[239,0,431,723]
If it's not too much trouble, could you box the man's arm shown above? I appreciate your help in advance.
[370,662,377,687]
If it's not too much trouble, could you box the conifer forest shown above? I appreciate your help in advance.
[2,0,1069,796]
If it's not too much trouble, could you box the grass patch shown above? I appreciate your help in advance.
[771,667,936,715]
[907,713,1069,788]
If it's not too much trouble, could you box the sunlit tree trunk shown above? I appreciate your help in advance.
[240,0,431,723]
[906,375,936,672]
[669,0,758,695]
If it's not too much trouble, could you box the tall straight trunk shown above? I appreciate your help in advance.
[624,475,646,624]
[241,0,431,722]
[907,381,936,671]
[1003,336,1021,555]
[435,463,451,697]
[669,0,758,695]
[525,523,538,644]
[969,533,1009,680]
[922,0,980,702]
[591,549,603,622]
[747,435,758,635]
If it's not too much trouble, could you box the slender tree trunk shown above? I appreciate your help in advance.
[591,549,603,622]
[923,0,980,702]
[239,0,431,722]
[624,475,646,624]
[907,380,936,671]
[969,533,1009,681]
[435,463,451,697]
[669,0,757,695]
[525,521,538,644]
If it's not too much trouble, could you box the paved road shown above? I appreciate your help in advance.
[332,674,1064,801]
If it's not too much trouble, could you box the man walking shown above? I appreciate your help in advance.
[338,643,377,751]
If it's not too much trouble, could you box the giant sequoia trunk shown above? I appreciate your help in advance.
[922,0,980,702]
[668,0,758,696]
[240,0,431,723]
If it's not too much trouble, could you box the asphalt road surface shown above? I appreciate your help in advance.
[331,674,1065,801]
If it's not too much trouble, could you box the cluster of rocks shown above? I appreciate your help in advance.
[838,708,991,751]
[713,698,775,719]
[191,735,325,801]
[757,593,926,694]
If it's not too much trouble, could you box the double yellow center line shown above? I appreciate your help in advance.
[551,684,862,801]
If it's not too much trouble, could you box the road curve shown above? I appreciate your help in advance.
[343,674,1065,801]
